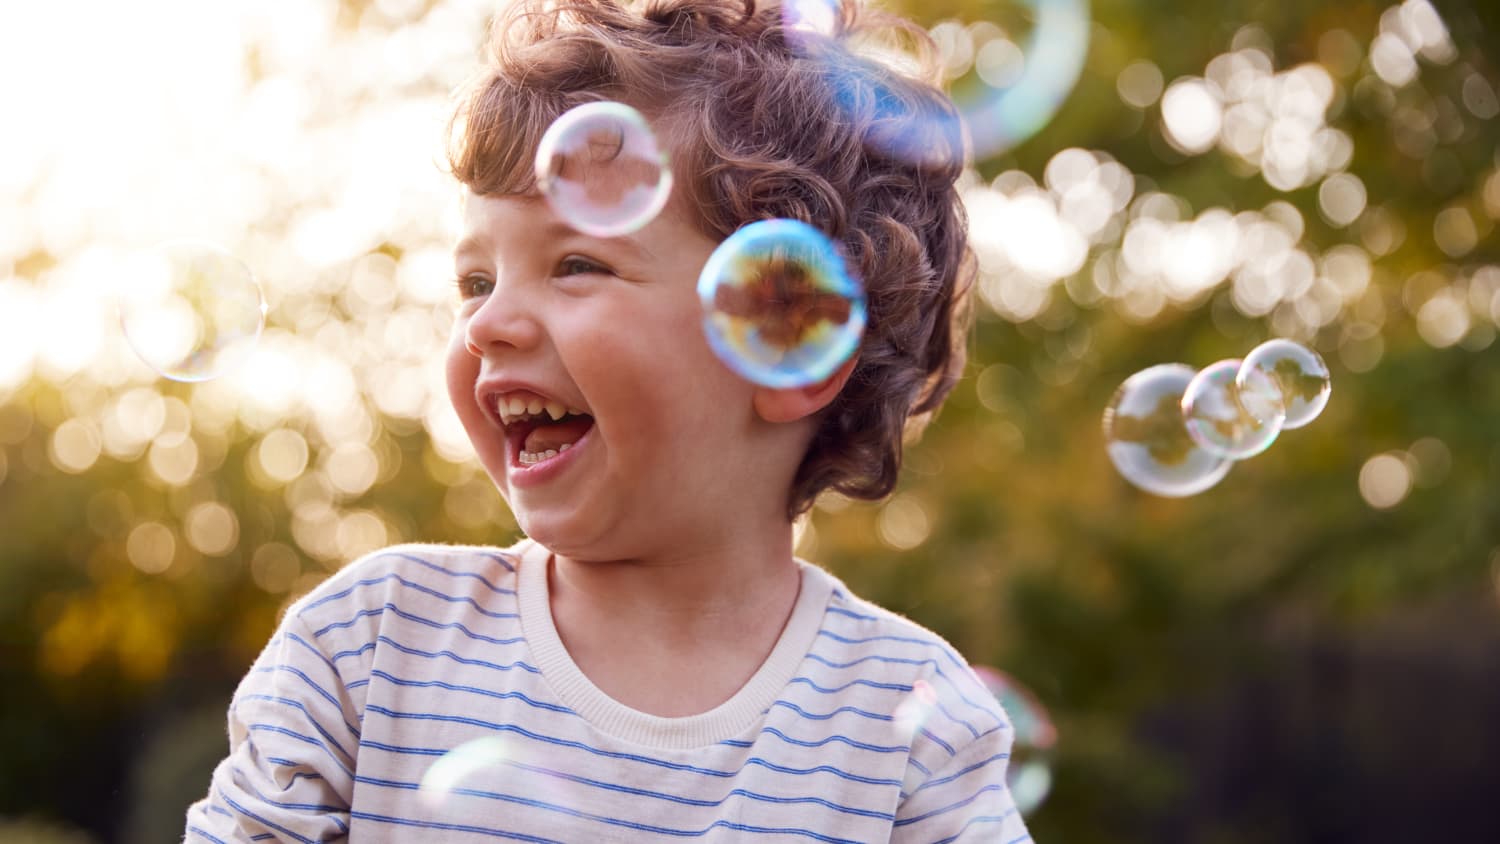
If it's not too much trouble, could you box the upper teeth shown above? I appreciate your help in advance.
[495,394,586,426]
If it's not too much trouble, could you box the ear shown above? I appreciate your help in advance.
[752,354,859,423]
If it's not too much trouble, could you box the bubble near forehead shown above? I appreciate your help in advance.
[118,239,266,383]
[1181,358,1284,460]
[534,101,673,238]
[1237,339,1331,430]
[1102,364,1233,497]
[971,665,1056,815]
[698,218,866,389]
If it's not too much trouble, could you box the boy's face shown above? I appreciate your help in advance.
[446,189,781,556]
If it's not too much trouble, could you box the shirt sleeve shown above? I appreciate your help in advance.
[891,722,1033,844]
[184,610,358,842]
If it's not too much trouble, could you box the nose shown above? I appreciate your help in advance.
[463,280,544,357]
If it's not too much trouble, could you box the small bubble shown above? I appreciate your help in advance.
[1237,339,1331,429]
[698,219,865,388]
[534,102,673,238]
[118,240,266,382]
[1103,364,1233,497]
[1181,358,1283,459]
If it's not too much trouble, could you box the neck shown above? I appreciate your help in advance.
[549,534,801,651]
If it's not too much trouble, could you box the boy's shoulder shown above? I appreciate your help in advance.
[284,539,526,627]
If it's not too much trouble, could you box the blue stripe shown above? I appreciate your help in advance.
[357,761,893,820]
[244,661,360,739]
[383,550,515,595]
[246,725,354,778]
[930,811,1027,844]
[480,550,518,572]
[804,653,995,738]
[769,698,893,723]
[299,572,518,621]
[358,711,904,787]
[787,675,913,695]
[824,604,878,622]
[186,825,226,844]
[918,726,957,756]
[893,783,1008,827]
[312,602,526,646]
[355,779,868,843]
[352,809,563,842]
[816,628,970,674]
[756,725,905,754]
[910,752,1011,795]
[238,694,355,762]
[215,788,317,844]
[330,635,541,675]
[367,669,574,715]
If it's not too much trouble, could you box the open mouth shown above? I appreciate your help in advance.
[506,412,596,465]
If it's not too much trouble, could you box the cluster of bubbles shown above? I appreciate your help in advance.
[1102,339,1332,496]
[118,239,267,383]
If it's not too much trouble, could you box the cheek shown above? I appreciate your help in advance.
[444,327,480,414]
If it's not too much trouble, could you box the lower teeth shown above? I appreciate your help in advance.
[519,442,573,465]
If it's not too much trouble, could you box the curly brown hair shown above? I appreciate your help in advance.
[447,0,975,520]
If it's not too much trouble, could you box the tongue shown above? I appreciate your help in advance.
[523,417,593,454]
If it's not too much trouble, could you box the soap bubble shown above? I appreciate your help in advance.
[892,678,940,740]
[534,101,673,238]
[820,0,1091,165]
[782,0,840,37]
[1181,358,1284,459]
[957,0,1092,160]
[698,218,866,388]
[118,239,266,382]
[972,665,1057,815]
[1102,364,1233,497]
[1236,339,1332,430]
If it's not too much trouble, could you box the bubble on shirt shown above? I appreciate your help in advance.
[534,101,674,238]
[118,239,266,382]
[1236,339,1331,430]
[972,665,1056,815]
[698,218,866,389]
[1102,363,1234,497]
[892,678,941,740]
[419,735,518,809]
[1181,358,1284,460]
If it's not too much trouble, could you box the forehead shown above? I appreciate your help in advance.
[454,187,701,264]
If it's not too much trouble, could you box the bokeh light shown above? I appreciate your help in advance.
[118,240,267,383]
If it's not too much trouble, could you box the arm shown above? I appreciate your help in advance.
[891,723,1032,844]
[184,611,358,842]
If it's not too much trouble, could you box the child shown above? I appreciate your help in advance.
[186,0,1032,840]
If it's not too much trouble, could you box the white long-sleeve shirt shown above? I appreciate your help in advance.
[185,538,1033,843]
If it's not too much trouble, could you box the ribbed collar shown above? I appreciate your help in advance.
[513,538,833,750]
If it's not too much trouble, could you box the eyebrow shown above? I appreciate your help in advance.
[454,217,657,265]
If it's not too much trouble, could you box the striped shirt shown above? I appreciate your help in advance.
[185,538,1032,843]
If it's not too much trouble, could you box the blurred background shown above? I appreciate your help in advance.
[2,0,1498,841]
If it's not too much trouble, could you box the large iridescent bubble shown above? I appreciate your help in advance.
[118,239,266,382]
[534,101,673,238]
[813,0,1091,165]
[1102,364,1234,497]
[698,218,866,389]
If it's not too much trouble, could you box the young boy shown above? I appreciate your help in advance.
[186,1,1032,841]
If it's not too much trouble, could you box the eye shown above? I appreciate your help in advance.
[557,255,612,278]
[455,275,493,300]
